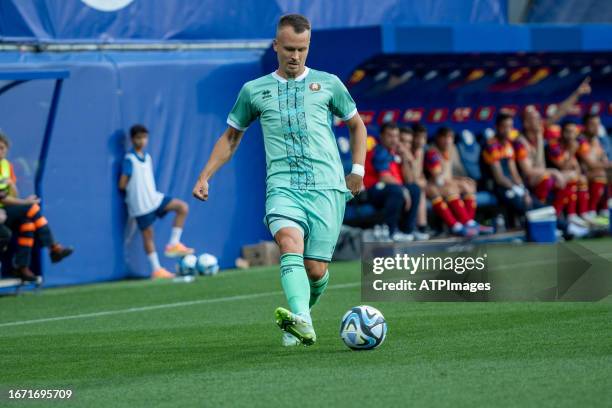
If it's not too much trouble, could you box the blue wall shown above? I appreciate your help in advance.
[0,50,269,285]
[0,0,507,42]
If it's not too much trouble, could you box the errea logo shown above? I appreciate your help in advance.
[262,90,272,100]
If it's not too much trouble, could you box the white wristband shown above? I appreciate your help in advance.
[351,163,365,177]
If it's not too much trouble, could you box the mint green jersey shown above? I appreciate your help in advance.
[227,67,357,192]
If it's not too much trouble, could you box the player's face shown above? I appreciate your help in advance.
[380,128,399,150]
[0,142,7,160]
[562,124,577,143]
[132,132,148,150]
[414,132,427,149]
[523,109,541,132]
[273,26,310,78]
[436,132,453,151]
[585,117,600,137]
[399,132,413,150]
[497,118,513,139]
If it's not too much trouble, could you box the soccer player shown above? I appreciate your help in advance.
[192,14,367,346]
[363,122,419,242]
[424,127,491,236]
[513,108,569,218]
[483,113,532,218]
[119,124,194,279]
[397,127,429,240]
[547,121,591,226]
[0,132,73,282]
[576,113,610,225]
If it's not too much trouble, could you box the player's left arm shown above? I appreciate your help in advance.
[344,113,367,196]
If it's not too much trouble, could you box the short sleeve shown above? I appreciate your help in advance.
[513,140,526,161]
[577,138,590,159]
[329,75,357,121]
[122,158,133,177]
[547,143,564,166]
[227,84,258,131]
[425,150,442,174]
[482,143,500,165]
[371,146,392,173]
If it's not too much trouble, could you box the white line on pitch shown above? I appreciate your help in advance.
[0,282,360,329]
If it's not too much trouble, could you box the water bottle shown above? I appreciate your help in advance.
[495,215,506,233]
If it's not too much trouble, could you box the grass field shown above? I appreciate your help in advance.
[1,240,611,407]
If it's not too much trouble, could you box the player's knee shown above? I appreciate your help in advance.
[180,201,189,215]
[275,231,303,254]
[304,261,327,281]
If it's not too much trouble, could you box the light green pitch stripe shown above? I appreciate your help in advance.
[0,282,360,329]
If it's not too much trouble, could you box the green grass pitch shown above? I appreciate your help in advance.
[1,240,611,407]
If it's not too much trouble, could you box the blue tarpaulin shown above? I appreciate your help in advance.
[0,0,507,42]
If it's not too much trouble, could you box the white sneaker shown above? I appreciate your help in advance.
[413,230,430,241]
[392,231,414,242]
[568,214,590,229]
[567,222,590,238]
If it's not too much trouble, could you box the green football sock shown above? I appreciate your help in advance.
[309,270,329,309]
[280,253,310,317]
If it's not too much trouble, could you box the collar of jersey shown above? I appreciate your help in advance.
[130,148,146,162]
[271,67,310,83]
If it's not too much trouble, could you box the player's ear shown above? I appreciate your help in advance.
[272,39,278,52]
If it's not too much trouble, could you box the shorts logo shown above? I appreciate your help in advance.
[309,83,321,92]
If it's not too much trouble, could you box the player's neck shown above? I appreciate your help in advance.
[275,67,306,80]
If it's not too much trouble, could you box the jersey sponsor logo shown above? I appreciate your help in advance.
[309,82,321,92]
[262,89,272,100]
[81,0,134,11]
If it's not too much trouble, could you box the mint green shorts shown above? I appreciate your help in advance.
[264,187,350,262]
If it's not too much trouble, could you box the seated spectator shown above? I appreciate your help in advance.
[425,127,492,236]
[576,113,610,225]
[0,132,73,281]
[547,121,591,226]
[397,126,429,240]
[363,122,419,241]
[483,113,532,219]
[514,107,568,218]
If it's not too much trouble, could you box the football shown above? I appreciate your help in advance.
[177,254,198,276]
[197,253,219,276]
[339,305,387,350]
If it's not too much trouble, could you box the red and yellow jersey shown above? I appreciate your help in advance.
[424,146,452,182]
[546,140,569,168]
[482,136,515,178]
[576,136,606,166]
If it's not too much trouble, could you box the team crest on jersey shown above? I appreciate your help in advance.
[309,82,321,92]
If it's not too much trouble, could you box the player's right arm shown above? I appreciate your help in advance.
[192,127,244,201]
